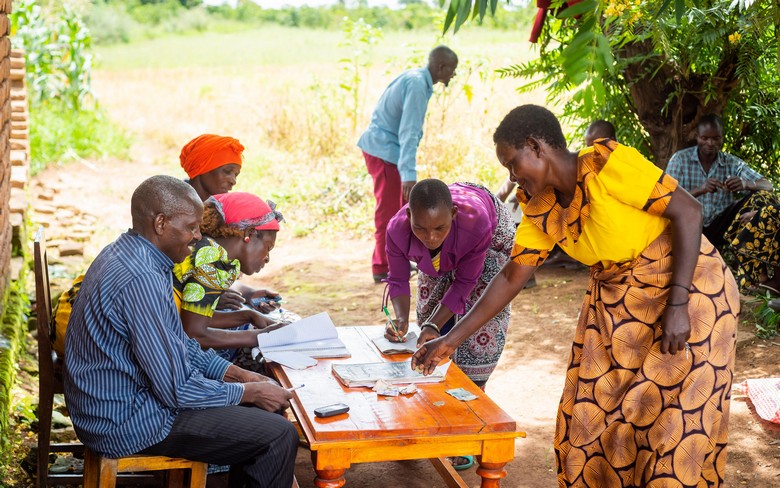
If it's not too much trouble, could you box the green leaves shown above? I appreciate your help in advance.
[438,0,780,174]
[11,0,94,110]
[441,0,505,33]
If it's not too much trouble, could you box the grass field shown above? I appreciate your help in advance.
[92,25,545,236]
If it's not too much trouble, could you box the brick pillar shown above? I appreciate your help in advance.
[0,0,13,297]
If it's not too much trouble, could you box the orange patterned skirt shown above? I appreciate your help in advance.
[554,230,739,487]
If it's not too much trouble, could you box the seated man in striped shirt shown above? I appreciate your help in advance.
[63,175,298,488]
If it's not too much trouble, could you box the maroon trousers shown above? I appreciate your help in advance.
[363,152,403,275]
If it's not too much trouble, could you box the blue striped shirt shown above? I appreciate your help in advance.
[666,146,763,226]
[64,231,244,458]
[357,67,433,182]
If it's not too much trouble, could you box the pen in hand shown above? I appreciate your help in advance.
[287,384,304,392]
[383,306,401,339]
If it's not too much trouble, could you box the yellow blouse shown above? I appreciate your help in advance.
[511,140,678,268]
[431,251,441,271]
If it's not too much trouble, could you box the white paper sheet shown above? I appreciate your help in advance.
[262,351,317,370]
[256,312,350,358]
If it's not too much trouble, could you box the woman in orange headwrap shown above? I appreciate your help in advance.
[179,133,281,314]
[180,134,245,201]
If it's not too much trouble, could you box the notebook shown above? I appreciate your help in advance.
[331,360,450,388]
[371,331,419,355]
[257,312,350,358]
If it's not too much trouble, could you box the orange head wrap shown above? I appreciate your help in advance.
[179,134,245,179]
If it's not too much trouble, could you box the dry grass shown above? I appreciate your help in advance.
[91,27,546,237]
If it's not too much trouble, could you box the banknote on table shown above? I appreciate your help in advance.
[445,387,478,401]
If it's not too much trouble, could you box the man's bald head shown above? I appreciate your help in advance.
[131,175,201,230]
[428,45,458,86]
[584,120,616,147]
[429,45,457,65]
[131,175,203,262]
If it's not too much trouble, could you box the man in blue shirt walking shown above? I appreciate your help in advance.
[64,175,298,487]
[358,45,458,283]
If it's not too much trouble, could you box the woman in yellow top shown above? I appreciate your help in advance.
[413,105,739,487]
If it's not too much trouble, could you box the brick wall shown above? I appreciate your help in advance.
[0,0,12,307]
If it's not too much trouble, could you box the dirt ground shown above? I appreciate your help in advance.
[27,149,780,487]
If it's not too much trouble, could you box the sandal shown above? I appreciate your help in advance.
[449,455,474,471]
[759,283,780,296]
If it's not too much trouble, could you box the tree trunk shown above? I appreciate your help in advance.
[618,40,740,168]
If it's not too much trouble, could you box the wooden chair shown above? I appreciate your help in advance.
[34,227,84,487]
[83,448,207,488]
[34,227,208,487]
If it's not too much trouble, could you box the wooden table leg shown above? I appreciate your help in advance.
[477,438,515,488]
[313,468,346,488]
[476,461,508,488]
[311,449,350,488]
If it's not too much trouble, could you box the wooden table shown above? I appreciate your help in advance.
[267,326,525,488]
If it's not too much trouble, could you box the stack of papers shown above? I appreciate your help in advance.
[257,312,350,359]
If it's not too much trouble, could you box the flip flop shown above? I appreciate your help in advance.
[450,455,474,471]
[759,283,780,296]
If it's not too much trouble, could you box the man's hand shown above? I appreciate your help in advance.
[507,192,519,212]
[723,176,747,193]
[224,364,276,384]
[216,289,245,311]
[402,180,416,203]
[693,178,724,197]
[240,382,292,412]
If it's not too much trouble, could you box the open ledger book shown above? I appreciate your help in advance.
[257,312,350,358]
[332,360,450,388]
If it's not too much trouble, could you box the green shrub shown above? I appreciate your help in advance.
[83,1,139,45]
[29,99,131,175]
[11,0,94,109]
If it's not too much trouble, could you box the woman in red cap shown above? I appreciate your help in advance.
[180,133,244,201]
[173,192,286,362]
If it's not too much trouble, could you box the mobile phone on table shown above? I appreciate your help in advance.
[250,296,282,308]
[314,403,350,418]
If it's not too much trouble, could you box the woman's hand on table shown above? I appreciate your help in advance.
[411,336,456,376]
[416,326,440,346]
[216,289,245,311]
[246,310,277,330]
[384,318,408,342]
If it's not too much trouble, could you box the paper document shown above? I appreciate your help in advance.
[372,331,419,355]
[262,351,317,370]
[332,360,450,388]
[257,312,350,358]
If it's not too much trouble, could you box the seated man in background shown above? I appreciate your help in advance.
[667,114,779,293]
[63,175,298,487]
[583,119,616,146]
